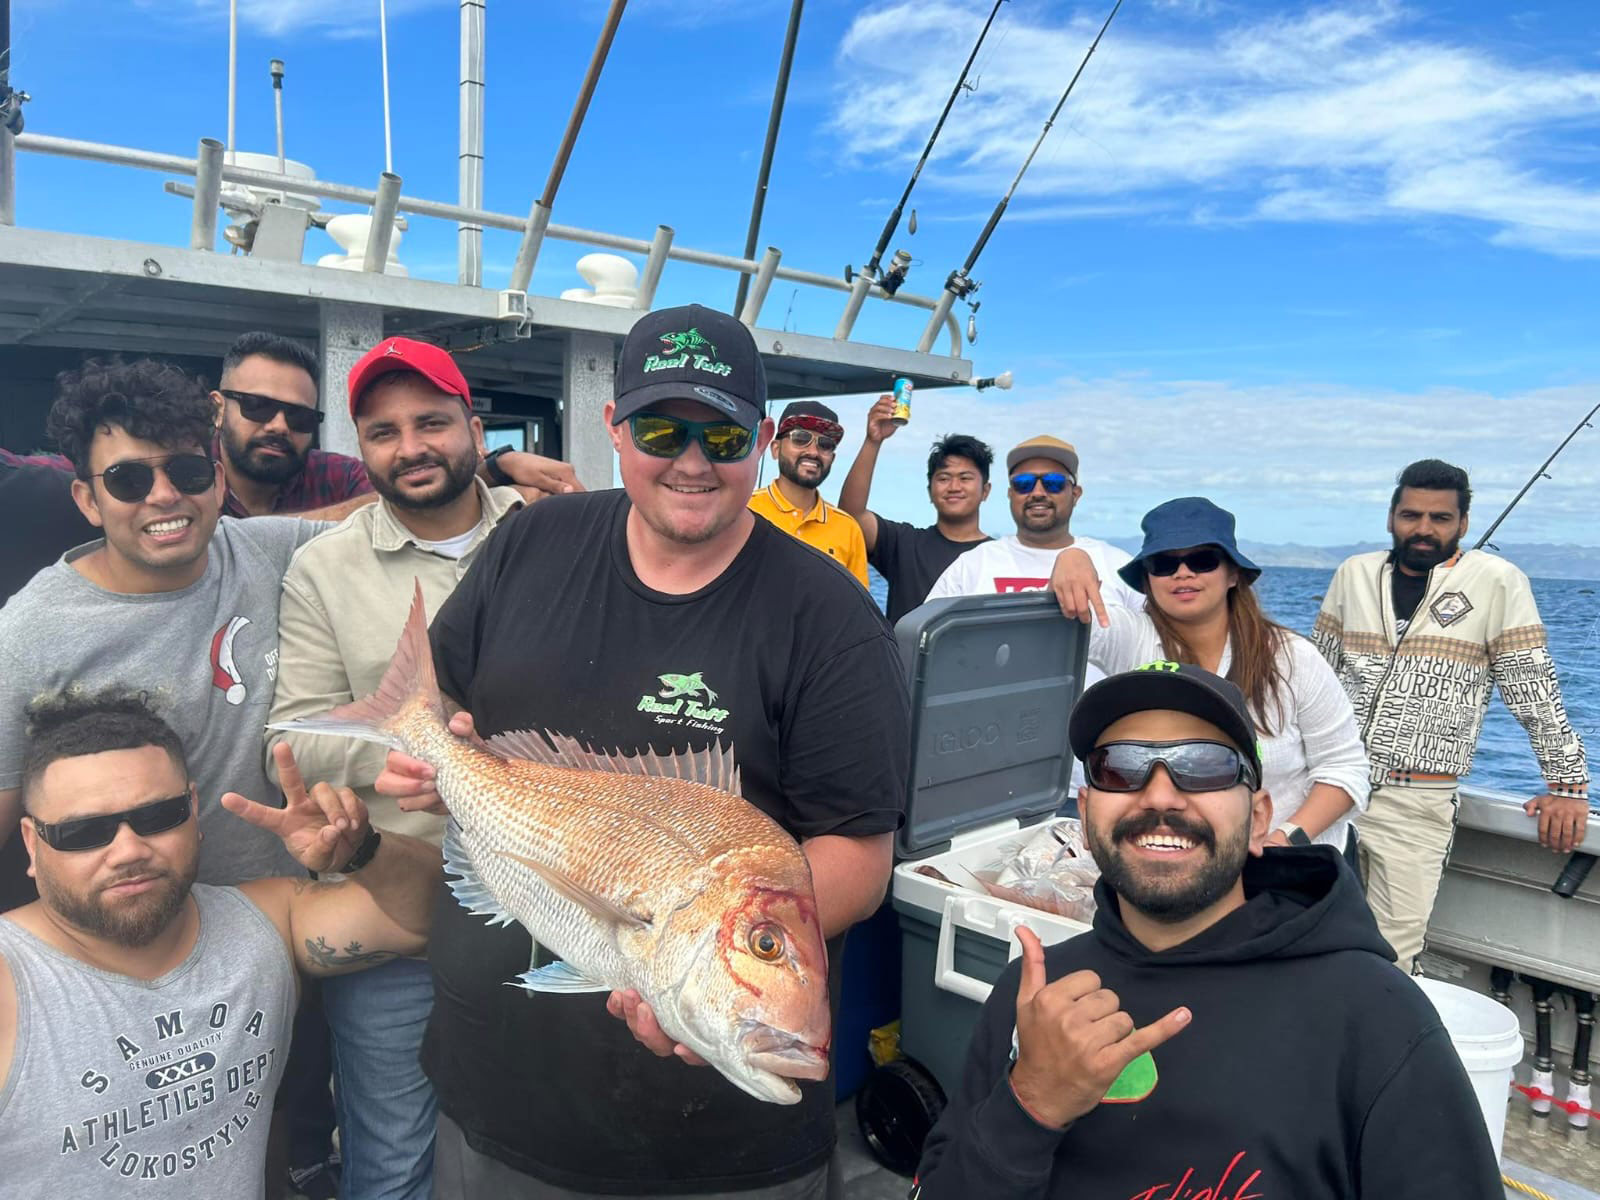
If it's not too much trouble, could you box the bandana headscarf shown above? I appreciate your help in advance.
[777,413,844,441]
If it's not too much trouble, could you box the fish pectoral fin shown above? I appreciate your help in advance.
[496,850,652,929]
[509,960,608,994]
[443,823,517,928]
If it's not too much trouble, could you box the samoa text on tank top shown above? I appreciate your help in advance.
[0,883,296,1199]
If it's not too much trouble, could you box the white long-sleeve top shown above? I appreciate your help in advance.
[1088,606,1371,849]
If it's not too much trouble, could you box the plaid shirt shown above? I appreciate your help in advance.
[0,439,371,517]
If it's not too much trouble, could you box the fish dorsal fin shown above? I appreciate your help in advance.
[496,850,652,929]
[484,729,743,797]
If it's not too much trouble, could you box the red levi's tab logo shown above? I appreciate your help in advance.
[994,577,1050,594]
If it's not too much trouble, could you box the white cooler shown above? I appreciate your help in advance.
[888,594,1092,1097]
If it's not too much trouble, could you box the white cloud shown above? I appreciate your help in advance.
[830,1,1600,256]
[820,372,1600,545]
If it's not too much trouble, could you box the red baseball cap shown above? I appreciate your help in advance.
[346,337,472,418]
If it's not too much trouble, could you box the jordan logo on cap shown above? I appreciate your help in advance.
[383,341,404,357]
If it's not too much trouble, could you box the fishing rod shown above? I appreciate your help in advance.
[1474,397,1600,550]
[916,0,1123,354]
[833,0,1007,339]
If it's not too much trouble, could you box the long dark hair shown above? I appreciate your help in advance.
[1145,573,1292,737]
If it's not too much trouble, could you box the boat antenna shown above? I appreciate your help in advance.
[379,0,394,173]
[833,0,1006,339]
[1473,397,1600,550]
[734,0,805,317]
[915,0,1123,354]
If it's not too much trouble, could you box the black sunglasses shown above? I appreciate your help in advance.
[31,791,193,852]
[784,429,838,453]
[1085,740,1258,794]
[1010,472,1072,495]
[628,413,756,463]
[1146,549,1226,577]
[91,454,217,504]
[220,389,325,434]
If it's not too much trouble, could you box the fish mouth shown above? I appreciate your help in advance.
[741,1025,830,1081]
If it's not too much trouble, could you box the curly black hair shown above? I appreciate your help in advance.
[20,688,188,813]
[46,358,214,480]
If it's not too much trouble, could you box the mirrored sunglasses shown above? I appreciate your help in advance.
[31,791,193,852]
[628,413,755,463]
[92,454,217,503]
[1009,471,1071,495]
[784,429,838,453]
[1085,740,1258,793]
[220,389,324,434]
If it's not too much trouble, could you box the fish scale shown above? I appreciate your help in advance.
[269,581,833,1104]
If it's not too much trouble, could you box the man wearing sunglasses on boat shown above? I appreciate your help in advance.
[373,302,908,1198]
[914,662,1501,1199]
[748,400,870,587]
[0,689,442,1200]
[2,330,581,523]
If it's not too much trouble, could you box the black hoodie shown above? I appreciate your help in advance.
[915,847,1503,1199]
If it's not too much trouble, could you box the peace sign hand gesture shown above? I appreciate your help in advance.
[1007,926,1191,1129]
[221,742,369,874]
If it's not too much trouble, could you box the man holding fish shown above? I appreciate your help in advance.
[284,303,910,1198]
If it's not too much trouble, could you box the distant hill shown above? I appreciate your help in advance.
[1099,538,1600,582]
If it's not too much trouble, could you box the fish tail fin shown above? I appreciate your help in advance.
[266,580,444,748]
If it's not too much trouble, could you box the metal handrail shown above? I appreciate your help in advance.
[10,132,965,356]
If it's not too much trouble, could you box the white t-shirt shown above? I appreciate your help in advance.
[414,518,486,561]
[1088,608,1371,848]
[925,533,1144,608]
[925,533,1144,789]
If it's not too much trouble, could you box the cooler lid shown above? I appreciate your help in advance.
[894,593,1089,860]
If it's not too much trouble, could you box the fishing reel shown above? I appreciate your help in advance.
[879,248,914,296]
[0,83,29,137]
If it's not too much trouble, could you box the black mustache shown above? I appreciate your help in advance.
[250,436,294,455]
[1110,811,1216,852]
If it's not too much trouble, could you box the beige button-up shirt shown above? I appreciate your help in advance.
[266,479,523,844]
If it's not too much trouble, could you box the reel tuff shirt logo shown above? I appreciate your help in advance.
[642,328,733,378]
[636,671,730,734]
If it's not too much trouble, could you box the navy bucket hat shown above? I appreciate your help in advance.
[1117,496,1262,592]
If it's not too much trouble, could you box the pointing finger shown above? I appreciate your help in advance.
[219,791,286,833]
[271,742,307,806]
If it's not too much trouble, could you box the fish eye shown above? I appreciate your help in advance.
[747,925,784,962]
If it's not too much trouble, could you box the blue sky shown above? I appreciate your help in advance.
[11,0,1600,545]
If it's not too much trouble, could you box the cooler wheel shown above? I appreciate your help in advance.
[855,1057,946,1177]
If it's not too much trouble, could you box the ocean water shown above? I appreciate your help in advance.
[870,565,1600,795]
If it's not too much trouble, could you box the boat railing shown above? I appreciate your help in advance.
[4,132,966,357]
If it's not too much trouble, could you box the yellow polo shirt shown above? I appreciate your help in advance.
[748,481,870,588]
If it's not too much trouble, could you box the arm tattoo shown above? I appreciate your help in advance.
[302,935,396,970]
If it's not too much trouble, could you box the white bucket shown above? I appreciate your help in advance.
[1413,977,1524,1161]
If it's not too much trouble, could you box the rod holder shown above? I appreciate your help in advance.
[833,271,874,341]
[362,171,402,273]
[917,287,960,355]
[510,201,553,293]
[636,224,675,310]
[739,247,782,326]
[190,138,225,251]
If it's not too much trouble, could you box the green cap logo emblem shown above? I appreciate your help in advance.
[642,328,733,379]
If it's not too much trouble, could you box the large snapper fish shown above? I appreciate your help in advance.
[270,584,830,1104]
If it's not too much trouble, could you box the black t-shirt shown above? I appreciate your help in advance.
[1391,566,1429,636]
[422,489,910,1193]
[0,464,96,912]
[869,516,990,626]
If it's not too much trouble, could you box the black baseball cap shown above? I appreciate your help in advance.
[613,304,767,430]
[1068,662,1262,782]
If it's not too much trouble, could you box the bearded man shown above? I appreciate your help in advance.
[748,400,870,587]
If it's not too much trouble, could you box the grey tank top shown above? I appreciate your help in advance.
[0,884,296,1198]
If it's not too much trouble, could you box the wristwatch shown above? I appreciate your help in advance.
[338,826,383,874]
[1275,822,1312,847]
[481,445,516,487]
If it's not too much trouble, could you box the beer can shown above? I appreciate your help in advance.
[890,377,913,425]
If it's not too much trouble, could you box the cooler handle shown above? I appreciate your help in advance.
[934,893,1039,1004]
